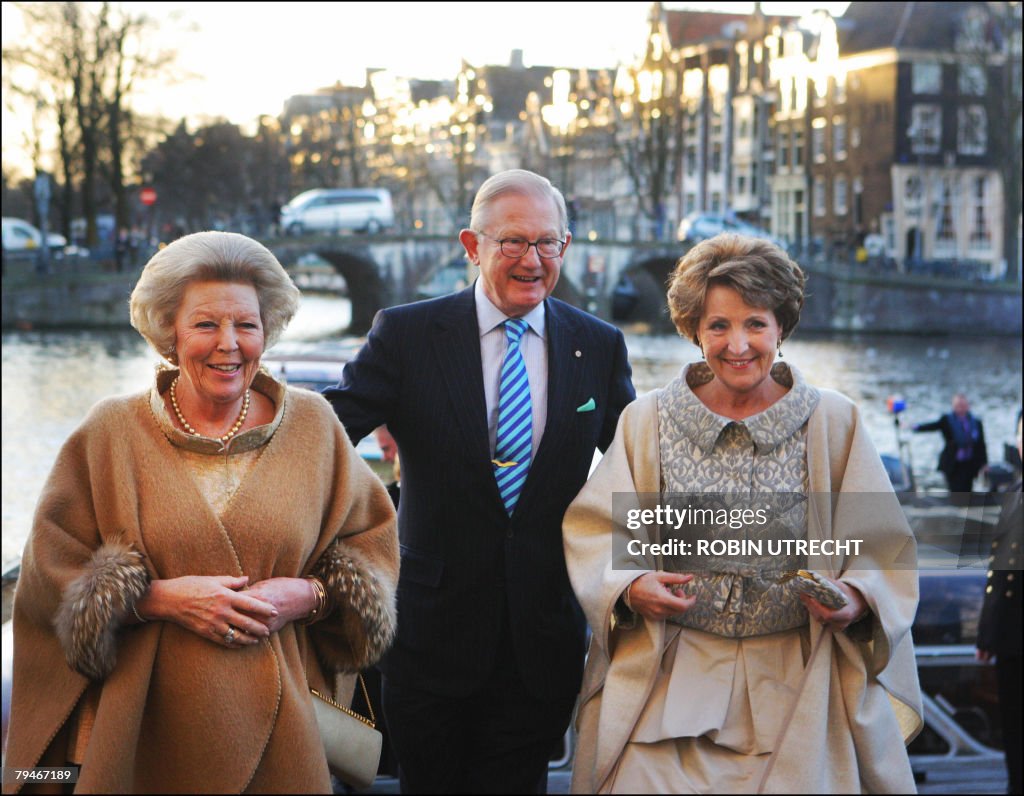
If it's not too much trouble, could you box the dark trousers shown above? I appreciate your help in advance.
[997,654,1022,795]
[945,462,978,502]
[381,626,576,794]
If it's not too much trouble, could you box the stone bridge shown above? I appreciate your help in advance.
[263,233,683,333]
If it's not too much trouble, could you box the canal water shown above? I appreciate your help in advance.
[2,294,1021,571]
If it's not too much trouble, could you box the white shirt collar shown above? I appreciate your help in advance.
[474,277,546,339]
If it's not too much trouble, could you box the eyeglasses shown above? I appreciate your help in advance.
[475,232,566,259]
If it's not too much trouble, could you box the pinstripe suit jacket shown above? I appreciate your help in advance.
[324,285,635,700]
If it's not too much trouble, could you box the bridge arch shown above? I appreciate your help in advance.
[315,248,387,334]
[611,255,678,330]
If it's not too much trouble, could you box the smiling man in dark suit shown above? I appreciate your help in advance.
[324,169,635,793]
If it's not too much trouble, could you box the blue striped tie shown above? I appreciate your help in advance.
[493,319,532,515]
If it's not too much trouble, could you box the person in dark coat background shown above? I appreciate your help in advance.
[976,414,1022,795]
[914,392,988,502]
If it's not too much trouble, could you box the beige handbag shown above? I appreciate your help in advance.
[311,674,382,791]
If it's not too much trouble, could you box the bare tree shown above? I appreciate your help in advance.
[4,2,178,249]
[608,9,684,241]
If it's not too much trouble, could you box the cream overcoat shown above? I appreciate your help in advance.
[564,388,923,794]
[4,375,398,793]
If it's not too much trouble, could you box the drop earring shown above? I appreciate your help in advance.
[697,339,705,360]
[777,340,784,358]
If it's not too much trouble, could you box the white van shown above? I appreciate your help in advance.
[2,217,67,251]
[281,188,394,235]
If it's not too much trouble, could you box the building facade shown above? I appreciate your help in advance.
[277,2,1020,277]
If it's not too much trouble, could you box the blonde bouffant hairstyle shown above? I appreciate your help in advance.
[130,231,300,362]
[667,233,806,345]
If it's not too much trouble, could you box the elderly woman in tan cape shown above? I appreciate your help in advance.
[4,231,398,793]
[563,234,922,793]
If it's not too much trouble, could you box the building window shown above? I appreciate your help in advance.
[814,175,827,216]
[793,128,804,168]
[686,146,697,176]
[711,192,722,213]
[834,176,848,215]
[905,175,923,205]
[812,118,826,162]
[737,42,749,92]
[833,75,847,104]
[912,62,942,94]
[685,193,697,214]
[935,178,956,244]
[832,116,847,160]
[737,172,747,196]
[969,175,992,249]
[711,143,722,173]
[910,105,941,154]
[958,64,987,95]
[794,76,807,113]
[777,128,789,168]
[958,105,987,155]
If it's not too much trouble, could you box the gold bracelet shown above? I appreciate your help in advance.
[299,576,328,625]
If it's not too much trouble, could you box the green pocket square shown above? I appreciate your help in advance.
[576,398,596,413]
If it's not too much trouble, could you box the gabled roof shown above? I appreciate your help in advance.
[477,65,552,122]
[663,8,797,47]
[839,1,987,53]
[410,80,449,104]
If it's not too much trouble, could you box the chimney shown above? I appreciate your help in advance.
[510,49,524,70]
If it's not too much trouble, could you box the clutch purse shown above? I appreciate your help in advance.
[664,568,849,637]
[311,674,382,791]
[781,569,849,610]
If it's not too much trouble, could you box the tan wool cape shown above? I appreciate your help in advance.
[564,388,923,794]
[4,373,399,794]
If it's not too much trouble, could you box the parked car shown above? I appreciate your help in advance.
[281,188,394,236]
[677,212,780,246]
[1,217,67,252]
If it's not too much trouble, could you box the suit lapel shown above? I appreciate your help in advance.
[517,300,585,512]
[431,287,496,478]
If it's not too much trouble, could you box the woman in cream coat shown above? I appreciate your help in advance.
[563,234,922,793]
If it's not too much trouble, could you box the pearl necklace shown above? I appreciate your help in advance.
[170,376,251,443]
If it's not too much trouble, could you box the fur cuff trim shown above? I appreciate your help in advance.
[313,543,397,671]
[54,540,150,679]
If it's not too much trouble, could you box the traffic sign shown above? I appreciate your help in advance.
[140,187,158,206]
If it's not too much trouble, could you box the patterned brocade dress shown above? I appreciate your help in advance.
[605,361,822,794]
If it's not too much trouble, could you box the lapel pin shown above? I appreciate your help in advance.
[574,350,582,358]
